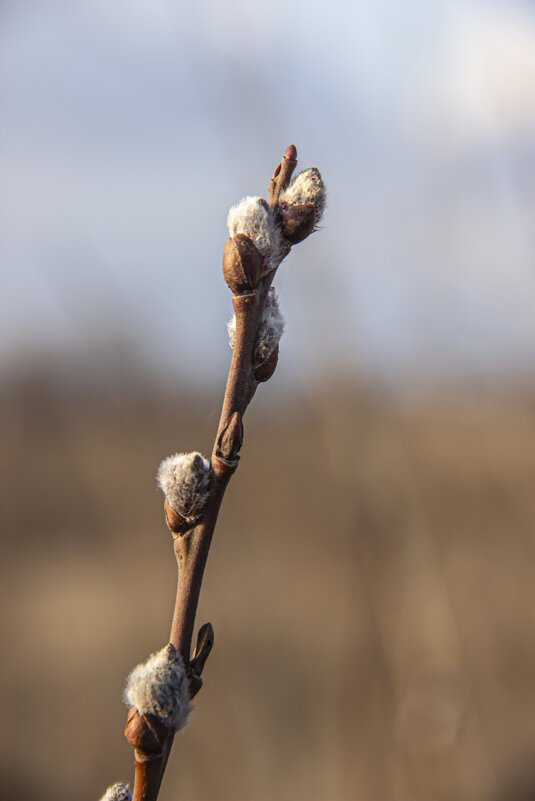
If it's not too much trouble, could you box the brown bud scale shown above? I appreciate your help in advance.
[280,203,316,244]
[223,234,263,293]
[125,707,169,755]
[253,346,279,382]
[164,497,195,535]
[191,622,214,676]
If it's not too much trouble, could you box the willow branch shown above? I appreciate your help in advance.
[114,143,326,801]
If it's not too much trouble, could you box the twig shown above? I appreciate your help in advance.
[103,145,325,801]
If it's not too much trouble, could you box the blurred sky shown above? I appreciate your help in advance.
[1,0,535,389]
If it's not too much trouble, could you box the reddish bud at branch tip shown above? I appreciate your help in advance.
[285,144,297,161]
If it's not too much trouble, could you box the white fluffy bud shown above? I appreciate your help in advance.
[157,452,211,523]
[99,784,132,801]
[227,196,282,269]
[124,644,191,732]
[280,168,326,224]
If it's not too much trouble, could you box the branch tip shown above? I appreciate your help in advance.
[269,145,298,205]
[285,144,297,161]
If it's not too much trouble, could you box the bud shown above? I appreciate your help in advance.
[280,202,316,245]
[279,168,326,233]
[163,498,192,536]
[253,345,279,382]
[124,644,191,733]
[284,143,298,163]
[216,412,243,463]
[99,783,132,801]
[227,195,282,270]
[190,622,214,678]
[222,234,263,293]
[124,707,169,755]
[157,452,212,532]
[269,144,299,205]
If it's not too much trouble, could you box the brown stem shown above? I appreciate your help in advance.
[169,457,233,660]
[168,269,276,660]
[129,146,298,801]
[218,283,271,432]
[131,754,166,801]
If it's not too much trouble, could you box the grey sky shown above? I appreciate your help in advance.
[1,0,534,387]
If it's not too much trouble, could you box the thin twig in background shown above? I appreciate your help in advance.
[99,145,326,801]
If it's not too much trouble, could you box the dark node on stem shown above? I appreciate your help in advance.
[164,497,195,536]
[125,707,169,756]
[216,412,243,463]
[223,234,263,294]
[253,346,279,383]
[280,203,317,244]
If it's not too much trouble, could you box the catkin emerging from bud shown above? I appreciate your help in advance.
[99,783,132,801]
[124,644,191,732]
[280,168,326,224]
[157,452,212,524]
[227,196,282,270]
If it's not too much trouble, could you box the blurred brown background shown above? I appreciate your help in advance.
[2,365,535,801]
[2,1,535,798]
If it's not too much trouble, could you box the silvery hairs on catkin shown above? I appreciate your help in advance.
[280,167,327,223]
[157,452,211,522]
[227,195,282,270]
[100,783,132,801]
[124,644,191,732]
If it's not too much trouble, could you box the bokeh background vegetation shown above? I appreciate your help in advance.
[2,1,535,799]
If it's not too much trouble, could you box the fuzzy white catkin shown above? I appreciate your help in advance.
[99,783,132,801]
[279,168,326,223]
[227,195,282,269]
[124,644,191,731]
[157,452,211,520]
[227,313,237,350]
